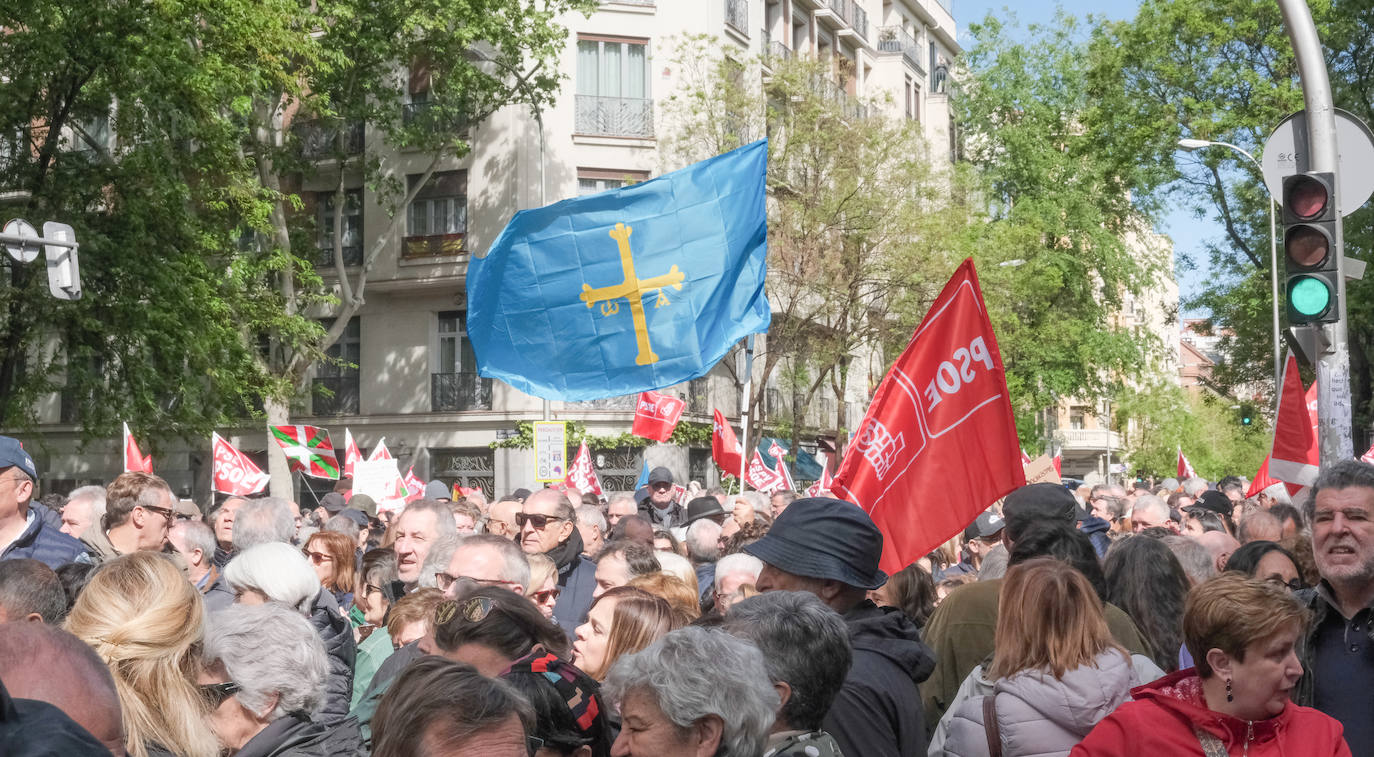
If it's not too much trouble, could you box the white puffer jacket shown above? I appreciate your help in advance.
[931,650,1163,757]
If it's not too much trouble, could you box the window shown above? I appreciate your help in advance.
[575,36,653,137]
[433,312,492,411]
[1069,406,1087,430]
[404,171,466,257]
[316,189,363,267]
[576,168,649,197]
[314,317,360,415]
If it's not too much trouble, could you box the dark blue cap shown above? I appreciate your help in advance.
[744,496,887,590]
[0,436,36,480]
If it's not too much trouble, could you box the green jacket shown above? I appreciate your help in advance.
[919,577,1151,734]
[350,627,393,712]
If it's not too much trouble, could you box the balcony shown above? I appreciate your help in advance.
[725,0,748,33]
[574,95,654,138]
[317,244,364,268]
[1059,428,1124,451]
[567,394,638,411]
[292,119,364,159]
[762,29,793,65]
[809,75,868,120]
[402,232,464,258]
[402,101,471,135]
[821,0,868,41]
[877,27,925,75]
[431,372,493,412]
[312,376,360,416]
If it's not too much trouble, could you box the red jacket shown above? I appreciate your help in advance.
[1071,669,1350,757]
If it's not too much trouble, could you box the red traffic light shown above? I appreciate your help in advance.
[1286,175,1330,219]
[1285,224,1332,268]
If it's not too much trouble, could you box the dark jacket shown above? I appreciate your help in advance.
[1078,516,1112,558]
[0,679,111,757]
[237,713,340,757]
[1295,582,1374,706]
[823,600,935,757]
[1,509,89,569]
[309,589,357,727]
[203,569,236,613]
[548,529,597,637]
[637,497,686,529]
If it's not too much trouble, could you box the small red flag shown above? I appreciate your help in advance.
[712,409,744,477]
[631,391,685,442]
[1177,449,1197,480]
[831,259,1024,574]
[343,429,363,478]
[564,442,605,499]
[1270,355,1319,487]
[123,422,153,473]
[211,433,269,495]
[746,450,785,492]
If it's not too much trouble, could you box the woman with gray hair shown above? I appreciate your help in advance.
[201,602,360,755]
[604,626,777,757]
[223,542,357,730]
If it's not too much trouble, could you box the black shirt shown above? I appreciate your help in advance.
[1312,603,1374,755]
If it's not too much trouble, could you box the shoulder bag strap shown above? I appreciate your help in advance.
[982,694,1003,757]
[1192,725,1229,757]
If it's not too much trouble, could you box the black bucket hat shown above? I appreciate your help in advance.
[743,496,887,590]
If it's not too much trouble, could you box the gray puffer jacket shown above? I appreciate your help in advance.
[937,650,1149,757]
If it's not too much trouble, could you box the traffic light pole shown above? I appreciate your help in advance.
[1278,0,1352,464]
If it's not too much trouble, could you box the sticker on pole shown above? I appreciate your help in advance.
[533,421,568,483]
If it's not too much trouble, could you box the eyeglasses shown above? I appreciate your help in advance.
[304,551,333,565]
[527,736,545,757]
[1267,576,1307,592]
[199,681,242,707]
[434,573,523,594]
[650,482,673,491]
[515,512,564,530]
[531,587,561,604]
[436,596,499,625]
[142,504,175,522]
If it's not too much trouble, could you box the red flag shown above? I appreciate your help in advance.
[211,433,270,495]
[565,442,605,499]
[767,440,796,490]
[343,429,363,478]
[712,409,744,477]
[1052,453,1062,476]
[1020,447,1032,465]
[1246,455,1303,498]
[403,467,425,503]
[831,259,1023,574]
[631,391,685,442]
[368,437,393,462]
[1177,449,1197,480]
[746,450,785,492]
[1271,355,1319,487]
[806,452,834,497]
[123,422,153,473]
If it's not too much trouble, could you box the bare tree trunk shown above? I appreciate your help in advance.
[264,395,294,500]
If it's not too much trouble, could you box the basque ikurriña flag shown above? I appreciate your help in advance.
[270,425,340,479]
[466,140,770,401]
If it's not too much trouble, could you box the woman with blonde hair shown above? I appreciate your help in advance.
[627,571,701,622]
[931,557,1161,757]
[65,551,220,757]
[526,552,560,620]
[572,586,682,681]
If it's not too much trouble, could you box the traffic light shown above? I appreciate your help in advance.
[1282,172,1338,324]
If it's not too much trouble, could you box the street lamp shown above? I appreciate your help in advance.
[1177,138,1281,405]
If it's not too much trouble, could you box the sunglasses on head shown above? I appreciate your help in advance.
[515,512,563,530]
[436,596,499,625]
[435,573,522,594]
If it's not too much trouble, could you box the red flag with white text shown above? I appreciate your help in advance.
[712,409,744,477]
[830,259,1024,575]
[1271,355,1319,487]
[1177,449,1197,480]
[746,450,785,493]
[123,422,153,473]
[211,433,270,495]
[565,442,606,499]
[343,429,363,478]
[631,391,686,442]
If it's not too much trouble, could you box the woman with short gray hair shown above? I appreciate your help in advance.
[201,603,360,755]
[604,626,777,757]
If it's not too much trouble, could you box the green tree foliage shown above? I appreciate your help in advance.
[1115,382,1270,480]
[954,14,1168,440]
[1086,0,1374,437]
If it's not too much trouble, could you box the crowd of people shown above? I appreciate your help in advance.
[0,431,1370,757]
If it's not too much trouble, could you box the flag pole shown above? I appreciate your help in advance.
[738,335,755,494]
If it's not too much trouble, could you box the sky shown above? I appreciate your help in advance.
[952,1,1213,318]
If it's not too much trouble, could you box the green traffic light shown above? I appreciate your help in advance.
[1290,276,1332,316]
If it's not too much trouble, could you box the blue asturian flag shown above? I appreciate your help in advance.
[466,139,771,401]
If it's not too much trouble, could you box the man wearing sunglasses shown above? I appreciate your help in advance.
[0,436,88,569]
[79,471,176,564]
[637,466,686,529]
[519,489,597,637]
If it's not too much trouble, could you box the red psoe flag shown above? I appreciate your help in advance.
[403,467,425,503]
[123,422,153,473]
[1270,355,1320,486]
[745,450,785,493]
[565,442,606,499]
[1177,449,1197,480]
[631,391,686,442]
[343,429,362,478]
[211,433,270,495]
[831,259,1024,575]
[712,409,744,476]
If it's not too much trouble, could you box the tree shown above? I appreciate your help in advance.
[1115,381,1269,480]
[953,13,1169,442]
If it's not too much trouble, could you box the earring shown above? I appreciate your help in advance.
[1225,678,1233,703]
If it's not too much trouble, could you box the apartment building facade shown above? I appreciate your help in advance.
[24,0,961,502]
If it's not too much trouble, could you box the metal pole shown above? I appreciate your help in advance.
[739,336,755,492]
[535,107,551,422]
[1277,0,1351,463]
[1268,195,1282,412]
